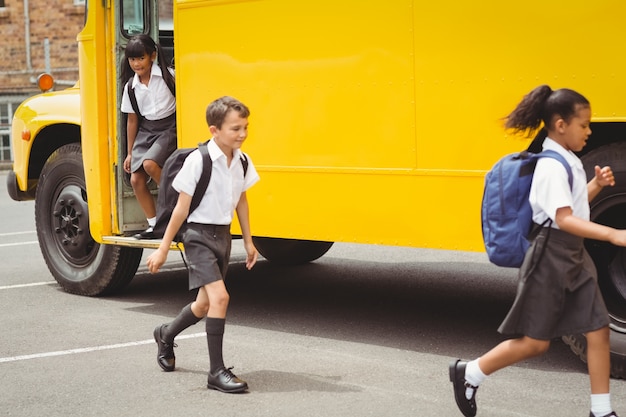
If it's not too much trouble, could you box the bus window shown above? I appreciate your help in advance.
[121,0,146,36]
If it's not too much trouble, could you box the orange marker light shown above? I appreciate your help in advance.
[21,129,31,141]
[37,73,54,92]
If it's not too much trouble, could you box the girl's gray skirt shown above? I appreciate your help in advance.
[498,226,609,340]
[182,223,232,290]
[130,113,177,173]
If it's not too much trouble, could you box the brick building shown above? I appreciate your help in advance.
[0,0,173,164]
[0,0,85,162]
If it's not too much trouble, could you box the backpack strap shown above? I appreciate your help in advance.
[240,153,249,178]
[189,144,212,215]
[538,150,573,190]
[189,142,248,216]
[164,69,176,98]
[127,74,175,121]
[126,77,144,122]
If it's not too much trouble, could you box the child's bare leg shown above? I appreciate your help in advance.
[192,287,210,317]
[479,336,550,375]
[191,282,230,319]
[450,336,551,416]
[586,326,611,394]
[205,280,230,318]
[130,170,156,218]
[142,159,162,185]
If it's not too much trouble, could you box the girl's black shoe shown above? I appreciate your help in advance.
[449,359,478,417]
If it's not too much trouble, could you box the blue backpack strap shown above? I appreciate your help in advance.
[538,149,573,190]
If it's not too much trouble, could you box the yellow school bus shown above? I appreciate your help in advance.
[7,0,626,376]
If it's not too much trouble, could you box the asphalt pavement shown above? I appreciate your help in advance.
[1,171,626,416]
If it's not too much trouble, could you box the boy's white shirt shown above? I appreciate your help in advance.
[120,62,176,120]
[529,137,590,228]
[172,139,260,225]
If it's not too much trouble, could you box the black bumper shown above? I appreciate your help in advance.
[6,170,35,201]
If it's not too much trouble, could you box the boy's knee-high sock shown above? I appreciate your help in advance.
[206,317,226,373]
[162,303,202,342]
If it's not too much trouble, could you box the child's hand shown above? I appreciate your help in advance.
[123,155,132,173]
[609,229,626,247]
[595,165,615,187]
[146,248,167,274]
[243,240,258,270]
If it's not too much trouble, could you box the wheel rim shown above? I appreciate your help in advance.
[50,181,98,266]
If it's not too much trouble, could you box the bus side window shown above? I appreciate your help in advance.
[121,0,146,36]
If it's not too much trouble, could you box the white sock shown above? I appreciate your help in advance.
[465,359,487,386]
[147,217,156,228]
[591,393,612,417]
[464,359,487,400]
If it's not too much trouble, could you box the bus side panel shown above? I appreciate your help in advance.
[413,1,626,171]
[174,0,626,251]
[174,0,447,246]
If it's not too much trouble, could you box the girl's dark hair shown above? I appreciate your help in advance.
[120,34,175,93]
[206,96,250,129]
[505,84,589,137]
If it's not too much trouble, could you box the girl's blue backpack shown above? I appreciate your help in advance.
[481,150,573,268]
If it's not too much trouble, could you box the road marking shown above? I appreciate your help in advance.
[0,332,207,363]
[0,281,56,290]
[0,231,36,236]
[0,241,39,248]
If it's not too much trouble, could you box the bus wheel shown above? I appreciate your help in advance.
[35,143,143,296]
[562,142,626,379]
[252,237,333,265]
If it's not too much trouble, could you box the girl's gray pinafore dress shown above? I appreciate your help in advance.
[498,225,610,340]
[130,112,177,173]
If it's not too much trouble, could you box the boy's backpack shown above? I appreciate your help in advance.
[481,150,573,268]
[152,141,249,241]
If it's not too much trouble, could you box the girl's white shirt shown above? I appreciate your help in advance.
[529,137,590,228]
[172,139,260,225]
[120,62,176,120]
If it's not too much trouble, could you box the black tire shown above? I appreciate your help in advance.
[35,143,143,296]
[562,142,626,378]
[252,237,333,265]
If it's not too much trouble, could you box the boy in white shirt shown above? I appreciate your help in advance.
[146,96,260,393]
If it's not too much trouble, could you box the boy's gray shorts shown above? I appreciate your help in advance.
[181,223,231,290]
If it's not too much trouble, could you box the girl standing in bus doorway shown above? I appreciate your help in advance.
[120,34,177,239]
[449,85,626,417]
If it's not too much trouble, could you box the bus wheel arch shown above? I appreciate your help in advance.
[252,237,333,265]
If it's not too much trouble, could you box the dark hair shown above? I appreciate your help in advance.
[206,96,250,129]
[120,34,175,94]
[505,85,590,137]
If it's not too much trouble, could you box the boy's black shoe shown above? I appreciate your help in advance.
[207,367,248,393]
[153,325,176,372]
[134,227,155,239]
[590,412,618,417]
[449,359,478,417]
